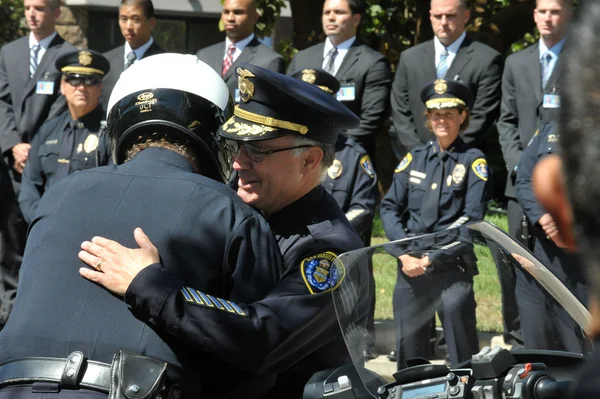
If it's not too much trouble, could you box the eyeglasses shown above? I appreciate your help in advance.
[64,75,102,87]
[224,139,313,163]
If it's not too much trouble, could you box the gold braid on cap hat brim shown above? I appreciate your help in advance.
[425,97,466,109]
[234,106,309,135]
[61,66,105,76]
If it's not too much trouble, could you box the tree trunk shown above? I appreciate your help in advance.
[289,0,326,50]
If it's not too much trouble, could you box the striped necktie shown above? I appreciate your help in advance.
[30,43,41,79]
[324,47,338,75]
[222,44,236,76]
[437,48,449,79]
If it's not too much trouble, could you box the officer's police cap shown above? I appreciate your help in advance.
[219,63,359,144]
[55,50,110,77]
[420,79,474,110]
[291,68,340,96]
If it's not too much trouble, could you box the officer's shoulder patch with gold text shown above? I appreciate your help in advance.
[472,158,489,181]
[301,251,345,294]
[180,288,247,317]
[395,153,412,173]
[360,155,375,179]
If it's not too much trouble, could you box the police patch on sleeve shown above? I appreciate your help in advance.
[395,153,412,173]
[301,251,345,294]
[360,155,375,179]
[472,158,489,181]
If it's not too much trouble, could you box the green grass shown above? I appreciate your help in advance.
[371,212,507,333]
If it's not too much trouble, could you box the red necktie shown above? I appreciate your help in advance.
[222,44,236,76]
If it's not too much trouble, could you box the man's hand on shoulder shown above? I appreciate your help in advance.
[79,227,160,296]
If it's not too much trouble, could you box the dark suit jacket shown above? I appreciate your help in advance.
[0,34,76,154]
[498,42,563,198]
[196,37,285,98]
[390,36,502,155]
[102,40,165,112]
[287,40,392,157]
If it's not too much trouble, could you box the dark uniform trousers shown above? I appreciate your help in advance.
[322,135,378,349]
[18,107,111,223]
[381,138,492,370]
[0,148,283,398]
[515,121,587,352]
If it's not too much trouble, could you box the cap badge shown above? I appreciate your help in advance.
[78,51,92,66]
[237,68,255,103]
[301,69,317,84]
[434,79,447,94]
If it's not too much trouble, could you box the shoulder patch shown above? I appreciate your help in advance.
[301,251,345,294]
[360,155,375,179]
[328,159,343,179]
[395,153,412,173]
[472,158,489,181]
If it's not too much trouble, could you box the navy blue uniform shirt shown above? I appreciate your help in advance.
[323,136,378,239]
[0,148,282,398]
[515,121,559,227]
[381,138,492,241]
[18,106,111,223]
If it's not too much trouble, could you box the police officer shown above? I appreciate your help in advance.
[291,67,379,359]
[515,120,587,352]
[78,63,365,399]
[18,50,111,223]
[0,54,283,398]
[380,79,492,370]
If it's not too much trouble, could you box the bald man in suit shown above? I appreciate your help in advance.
[196,0,284,100]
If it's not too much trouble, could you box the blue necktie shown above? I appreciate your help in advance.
[541,52,553,88]
[437,49,449,79]
[30,44,41,79]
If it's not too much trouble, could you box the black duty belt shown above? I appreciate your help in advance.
[0,351,111,392]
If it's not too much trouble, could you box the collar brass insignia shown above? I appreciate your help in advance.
[78,51,92,66]
[434,79,447,94]
[301,69,317,84]
[237,68,256,103]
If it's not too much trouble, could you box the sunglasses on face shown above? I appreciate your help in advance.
[64,75,102,87]
[224,139,312,163]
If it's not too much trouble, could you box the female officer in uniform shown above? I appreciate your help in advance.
[380,79,492,370]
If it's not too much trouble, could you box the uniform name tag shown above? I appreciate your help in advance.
[36,80,55,95]
[336,84,355,102]
[234,88,240,104]
[543,94,560,108]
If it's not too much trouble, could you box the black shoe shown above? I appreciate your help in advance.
[387,351,397,362]
[363,349,377,361]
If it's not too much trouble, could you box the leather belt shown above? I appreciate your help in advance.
[0,351,111,392]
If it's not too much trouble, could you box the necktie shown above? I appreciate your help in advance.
[421,152,448,231]
[222,44,236,76]
[437,48,449,79]
[541,52,553,88]
[30,43,41,79]
[324,47,338,75]
[124,51,137,70]
[54,120,78,181]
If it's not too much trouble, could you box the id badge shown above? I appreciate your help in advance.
[36,80,55,95]
[336,84,356,102]
[234,88,240,104]
[543,93,560,108]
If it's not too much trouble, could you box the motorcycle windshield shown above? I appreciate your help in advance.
[330,221,591,397]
